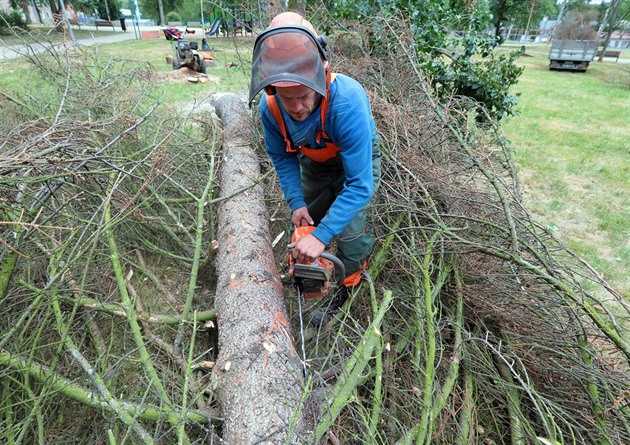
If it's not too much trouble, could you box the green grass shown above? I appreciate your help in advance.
[502,45,629,298]
[0,27,252,102]
[93,37,253,103]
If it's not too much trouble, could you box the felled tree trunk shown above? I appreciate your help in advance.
[210,93,309,444]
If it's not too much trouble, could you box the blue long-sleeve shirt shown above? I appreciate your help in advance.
[260,74,376,245]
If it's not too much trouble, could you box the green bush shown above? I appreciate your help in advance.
[0,10,28,35]
[426,33,525,121]
[166,11,182,23]
[323,2,524,121]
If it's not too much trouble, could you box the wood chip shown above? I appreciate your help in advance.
[192,361,215,370]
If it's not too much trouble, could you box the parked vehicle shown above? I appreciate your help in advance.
[548,40,599,72]
[172,39,206,73]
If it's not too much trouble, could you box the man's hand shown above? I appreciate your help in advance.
[289,234,325,262]
[291,206,314,228]
[289,207,324,261]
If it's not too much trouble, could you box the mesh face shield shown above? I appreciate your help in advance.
[249,26,327,104]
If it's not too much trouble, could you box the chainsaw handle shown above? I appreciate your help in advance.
[319,253,345,283]
[288,249,345,283]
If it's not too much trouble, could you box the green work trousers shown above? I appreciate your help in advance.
[298,143,381,276]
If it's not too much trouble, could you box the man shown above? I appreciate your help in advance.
[248,12,381,323]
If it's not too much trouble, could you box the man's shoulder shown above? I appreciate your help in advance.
[330,74,369,109]
[331,73,363,92]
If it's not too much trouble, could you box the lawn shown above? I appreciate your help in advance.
[92,35,254,102]
[0,26,253,102]
[501,44,629,298]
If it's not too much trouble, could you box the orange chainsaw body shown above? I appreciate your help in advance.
[289,224,335,299]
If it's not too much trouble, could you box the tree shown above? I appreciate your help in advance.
[210,93,311,444]
[489,0,514,37]
[489,0,557,38]
[321,0,525,120]
[598,0,624,60]
[95,0,123,21]
[14,0,34,24]
[46,0,63,30]
[2,22,628,444]
[554,8,598,39]
[139,0,175,23]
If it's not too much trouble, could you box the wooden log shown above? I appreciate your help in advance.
[210,93,310,444]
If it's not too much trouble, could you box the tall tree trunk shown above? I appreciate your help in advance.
[157,0,165,26]
[210,93,311,444]
[598,0,622,62]
[493,0,508,38]
[20,0,33,24]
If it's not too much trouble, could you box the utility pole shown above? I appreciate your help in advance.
[130,0,142,40]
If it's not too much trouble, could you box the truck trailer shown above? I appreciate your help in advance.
[548,40,600,72]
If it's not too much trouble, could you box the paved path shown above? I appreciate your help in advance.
[0,26,162,60]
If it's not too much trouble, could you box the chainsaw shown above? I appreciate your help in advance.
[288,223,345,299]
[289,223,345,377]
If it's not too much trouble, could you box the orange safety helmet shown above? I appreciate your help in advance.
[248,12,329,104]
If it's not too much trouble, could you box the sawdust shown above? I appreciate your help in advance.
[147,67,220,84]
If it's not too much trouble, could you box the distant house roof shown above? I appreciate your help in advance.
[539,18,558,31]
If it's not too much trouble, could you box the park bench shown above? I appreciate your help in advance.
[187,21,201,28]
[596,49,621,62]
[94,19,116,31]
[167,21,183,27]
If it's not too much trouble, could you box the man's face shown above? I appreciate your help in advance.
[275,84,320,122]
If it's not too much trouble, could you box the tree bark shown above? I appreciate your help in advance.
[157,0,165,26]
[20,0,34,24]
[210,93,310,444]
[598,0,622,62]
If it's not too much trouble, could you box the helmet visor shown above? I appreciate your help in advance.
[249,27,327,103]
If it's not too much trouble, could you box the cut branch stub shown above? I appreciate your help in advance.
[210,93,309,444]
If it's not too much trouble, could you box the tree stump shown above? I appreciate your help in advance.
[210,93,309,444]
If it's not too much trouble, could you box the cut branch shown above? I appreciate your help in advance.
[0,350,220,425]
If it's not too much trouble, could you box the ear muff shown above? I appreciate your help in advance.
[318,35,328,59]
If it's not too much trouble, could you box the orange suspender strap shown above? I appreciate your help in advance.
[265,94,294,153]
[265,72,338,152]
[316,72,337,144]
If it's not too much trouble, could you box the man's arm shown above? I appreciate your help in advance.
[311,78,375,245]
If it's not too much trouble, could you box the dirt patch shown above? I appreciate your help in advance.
[148,67,220,84]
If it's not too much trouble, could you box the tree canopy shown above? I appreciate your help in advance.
[489,0,558,36]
